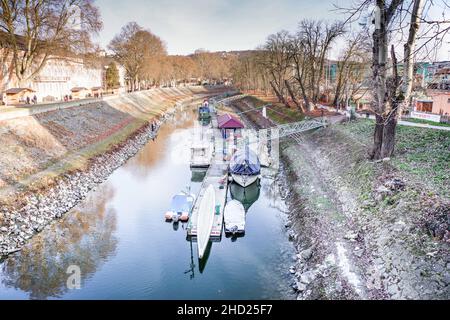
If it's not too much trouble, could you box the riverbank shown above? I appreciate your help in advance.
[230,96,449,300]
[0,86,232,256]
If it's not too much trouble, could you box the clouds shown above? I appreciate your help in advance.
[95,0,449,60]
[95,0,350,55]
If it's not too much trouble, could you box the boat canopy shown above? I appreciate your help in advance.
[170,194,192,213]
[199,106,210,113]
[229,148,261,176]
[217,114,244,129]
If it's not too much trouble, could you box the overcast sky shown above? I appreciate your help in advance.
[95,0,355,54]
[95,0,450,60]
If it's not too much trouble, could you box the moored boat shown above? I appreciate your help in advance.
[224,200,246,235]
[190,141,212,168]
[164,192,195,222]
[197,185,216,259]
[229,148,261,188]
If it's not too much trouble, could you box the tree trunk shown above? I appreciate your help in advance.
[333,86,341,108]
[381,45,402,158]
[381,112,397,158]
[295,75,311,112]
[371,114,384,160]
[403,0,424,101]
[270,81,289,106]
[371,1,389,160]
[285,80,305,113]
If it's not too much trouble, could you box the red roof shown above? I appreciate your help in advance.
[217,114,244,129]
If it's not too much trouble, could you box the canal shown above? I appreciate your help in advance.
[0,108,295,300]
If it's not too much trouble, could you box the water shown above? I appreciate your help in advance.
[0,109,295,300]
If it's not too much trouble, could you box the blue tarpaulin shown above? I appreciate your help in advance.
[170,195,192,213]
[199,106,210,114]
[229,148,261,176]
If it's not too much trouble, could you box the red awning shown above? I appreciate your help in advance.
[217,114,244,129]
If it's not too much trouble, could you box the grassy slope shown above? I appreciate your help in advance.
[336,120,450,197]
[238,94,449,298]
[251,90,450,197]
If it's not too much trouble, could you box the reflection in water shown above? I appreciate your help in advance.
[128,113,195,179]
[191,169,207,183]
[263,174,288,213]
[184,240,196,280]
[0,184,118,299]
[198,241,213,274]
[198,117,211,127]
[230,182,261,212]
[0,107,295,300]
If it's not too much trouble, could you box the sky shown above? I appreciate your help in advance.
[95,0,354,55]
[94,0,450,60]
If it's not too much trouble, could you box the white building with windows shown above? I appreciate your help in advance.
[31,58,103,102]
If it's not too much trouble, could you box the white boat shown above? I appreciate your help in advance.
[224,200,246,235]
[190,142,212,168]
[230,173,259,188]
[229,148,261,188]
[197,185,216,259]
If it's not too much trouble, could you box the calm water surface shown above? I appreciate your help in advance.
[0,109,295,300]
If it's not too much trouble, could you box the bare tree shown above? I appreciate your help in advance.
[258,30,292,106]
[109,22,166,91]
[287,20,344,111]
[288,32,312,111]
[339,0,449,159]
[0,0,102,86]
[297,20,345,105]
[333,33,370,108]
[231,52,270,93]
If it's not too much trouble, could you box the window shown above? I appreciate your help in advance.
[417,101,433,113]
[447,98,450,104]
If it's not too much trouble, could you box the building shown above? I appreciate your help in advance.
[412,89,450,122]
[3,88,35,104]
[32,58,103,102]
[1,54,103,104]
[428,91,450,115]
[0,32,121,105]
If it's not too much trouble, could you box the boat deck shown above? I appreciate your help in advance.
[187,113,229,240]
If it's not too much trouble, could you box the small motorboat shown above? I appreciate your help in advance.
[229,147,261,188]
[224,200,246,235]
[197,185,215,259]
[190,141,212,168]
[165,192,195,222]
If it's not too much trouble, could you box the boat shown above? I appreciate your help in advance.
[190,141,212,168]
[198,104,211,120]
[197,185,216,259]
[224,200,246,235]
[229,147,261,188]
[164,192,195,222]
